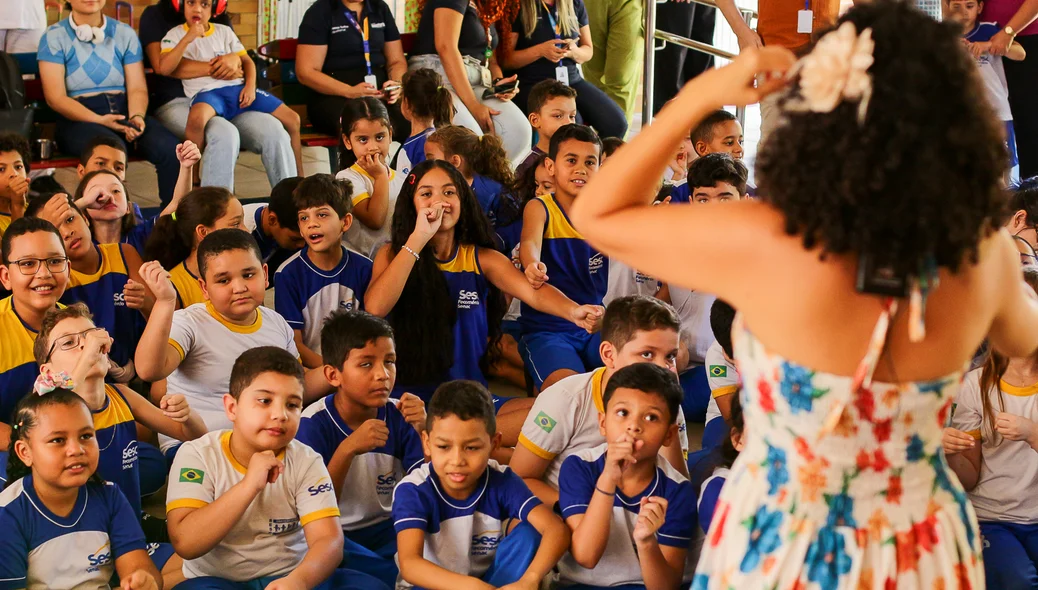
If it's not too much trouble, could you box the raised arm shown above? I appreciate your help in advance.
[365,204,445,316]
[134,262,184,381]
[120,384,207,443]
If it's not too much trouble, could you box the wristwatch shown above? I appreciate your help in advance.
[1005,25,1016,36]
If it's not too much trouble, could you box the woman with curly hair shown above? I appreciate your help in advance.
[570,0,1038,586]
[407,0,531,163]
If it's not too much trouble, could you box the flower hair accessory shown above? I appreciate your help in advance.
[34,369,75,396]
[785,21,875,125]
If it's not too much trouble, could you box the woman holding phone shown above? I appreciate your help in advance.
[408,0,531,163]
[500,0,627,139]
[296,0,410,141]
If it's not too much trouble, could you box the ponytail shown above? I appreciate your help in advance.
[143,187,235,270]
[401,69,455,128]
[429,126,514,187]
[7,388,103,486]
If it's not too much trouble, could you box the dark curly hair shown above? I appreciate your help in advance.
[757,0,1007,278]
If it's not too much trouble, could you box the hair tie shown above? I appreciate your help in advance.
[11,421,21,432]
[34,369,75,396]
[171,211,177,221]
[408,173,417,185]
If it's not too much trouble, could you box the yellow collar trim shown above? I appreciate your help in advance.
[349,163,396,182]
[591,367,607,413]
[181,22,216,37]
[205,300,262,334]
[221,431,286,475]
[1000,379,1038,397]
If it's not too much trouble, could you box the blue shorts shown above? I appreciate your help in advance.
[192,85,283,120]
[519,330,603,389]
[980,521,1038,590]
[147,542,176,570]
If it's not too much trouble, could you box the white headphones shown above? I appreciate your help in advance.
[70,14,106,44]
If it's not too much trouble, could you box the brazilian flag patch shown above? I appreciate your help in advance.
[709,365,727,378]
[534,411,557,433]
[179,468,204,484]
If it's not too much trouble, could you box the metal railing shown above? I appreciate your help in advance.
[642,0,757,127]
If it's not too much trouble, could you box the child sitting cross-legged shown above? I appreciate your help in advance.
[167,346,387,589]
[296,310,427,588]
[558,362,696,590]
[393,380,570,590]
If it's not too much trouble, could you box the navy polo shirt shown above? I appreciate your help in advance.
[510,0,588,82]
[412,0,498,62]
[139,5,189,109]
[298,0,400,76]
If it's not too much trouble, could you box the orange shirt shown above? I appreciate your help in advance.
[757,0,841,52]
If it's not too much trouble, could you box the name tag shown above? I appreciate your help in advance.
[797,9,813,34]
[555,65,569,85]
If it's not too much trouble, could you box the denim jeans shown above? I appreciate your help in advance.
[55,93,180,205]
[408,54,532,166]
[153,97,297,191]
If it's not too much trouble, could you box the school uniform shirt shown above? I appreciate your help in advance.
[0,297,59,425]
[0,477,146,590]
[394,128,433,176]
[167,431,341,581]
[169,261,206,309]
[514,146,545,178]
[704,340,739,426]
[0,214,12,238]
[273,246,373,356]
[508,0,589,83]
[297,0,401,79]
[965,23,1012,122]
[159,302,299,452]
[391,461,541,586]
[519,194,607,334]
[297,395,425,534]
[336,164,405,258]
[603,258,660,306]
[952,370,1038,524]
[93,384,142,517]
[557,443,696,587]
[698,466,729,533]
[412,0,498,62]
[61,242,142,368]
[160,23,248,98]
[670,286,715,365]
[242,203,281,263]
[517,368,689,489]
[471,174,506,228]
[121,216,157,257]
[38,17,143,97]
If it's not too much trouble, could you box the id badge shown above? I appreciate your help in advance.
[364,74,378,88]
[481,67,492,89]
[797,9,814,34]
[555,65,569,85]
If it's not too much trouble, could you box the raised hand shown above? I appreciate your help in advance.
[160,393,192,423]
[397,393,427,433]
[345,419,390,455]
[632,496,669,543]
[138,261,177,305]
[245,449,284,493]
[941,427,976,455]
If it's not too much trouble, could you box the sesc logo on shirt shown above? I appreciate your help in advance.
[122,440,138,470]
[589,253,604,274]
[308,476,334,496]
[376,471,397,496]
[86,542,112,572]
[458,290,481,310]
[470,530,502,556]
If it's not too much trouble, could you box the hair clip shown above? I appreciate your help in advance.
[408,173,417,185]
[34,369,75,396]
[171,211,177,221]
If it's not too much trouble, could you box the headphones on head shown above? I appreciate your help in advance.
[171,0,229,17]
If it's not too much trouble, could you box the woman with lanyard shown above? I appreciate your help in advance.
[296,0,410,142]
[500,0,627,139]
[408,0,532,164]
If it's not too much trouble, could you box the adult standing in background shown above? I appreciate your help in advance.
[715,0,840,142]
[296,0,410,142]
[500,0,628,139]
[982,0,1038,177]
[408,0,531,163]
[0,0,47,52]
[582,0,643,123]
[140,0,297,193]
[652,0,716,114]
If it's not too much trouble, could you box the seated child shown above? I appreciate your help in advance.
[392,380,569,589]
[274,174,373,368]
[558,363,696,590]
[336,98,406,258]
[697,395,743,534]
[600,136,624,164]
[671,152,748,206]
[297,310,426,588]
[167,346,382,589]
[671,110,750,202]
[705,298,740,428]
[144,186,245,308]
[519,124,608,391]
[0,217,71,473]
[394,68,454,176]
[0,387,163,590]
[242,176,306,264]
[515,80,578,177]
[77,135,129,181]
[27,195,147,380]
[135,229,328,458]
[511,295,691,506]
[946,0,1025,183]
[158,0,302,174]
[34,303,207,518]
[426,126,516,233]
[0,134,29,237]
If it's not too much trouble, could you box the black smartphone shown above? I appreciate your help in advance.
[855,253,908,298]
[483,79,518,98]
[117,118,141,132]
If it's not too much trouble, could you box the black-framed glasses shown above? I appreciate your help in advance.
[44,327,106,363]
[9,256,69,276]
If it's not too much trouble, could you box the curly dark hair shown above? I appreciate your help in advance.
[757,0,1007,278]
[389,160,508,386]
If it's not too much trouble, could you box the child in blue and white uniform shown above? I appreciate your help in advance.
[395,68,454,176]
[242,176,306,265]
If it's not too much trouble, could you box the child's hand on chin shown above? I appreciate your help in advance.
[245,450,284,493]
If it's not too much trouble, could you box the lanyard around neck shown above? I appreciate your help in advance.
[343,8,373,75]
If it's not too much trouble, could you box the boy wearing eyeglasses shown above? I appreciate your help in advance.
[0,217,71,486]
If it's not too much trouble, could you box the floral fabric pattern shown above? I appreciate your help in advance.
[695,316,983,589]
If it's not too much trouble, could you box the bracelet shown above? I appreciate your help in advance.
[594,485,614,496]
[402,245,420,261]
[129,113,145,122]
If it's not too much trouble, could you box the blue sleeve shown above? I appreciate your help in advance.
[0,510,28,590]
[392,482,431,533]
[496,469,542,521]
[698,477,724,534]
[380,0,401,41]
[104,484,148,558]
[557,455,596,518]
[671,183,690,204]
[391,406,425,473]
[656,479,696,548]
[574,0,589,28]
[119,25,144,65]
[356,259,372,309]
[36,28,67,64]
[295,414,334,465]
[273,265,305,328]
